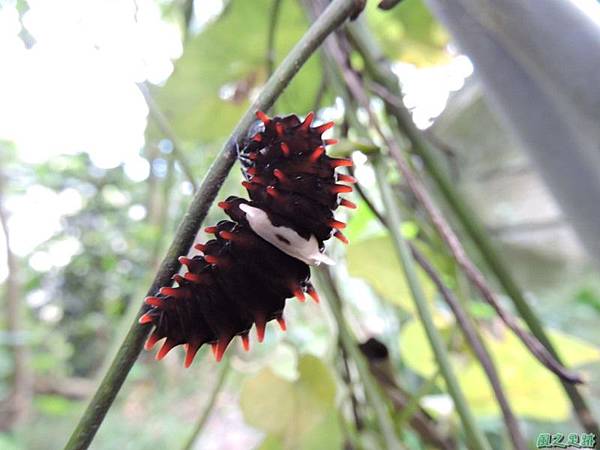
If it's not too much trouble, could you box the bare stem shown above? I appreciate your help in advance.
[63,2,360,448]
[374,157,491,450]
[346,19,600,434]
[411,250,528,450]
[318,268,405,450]
[266,0,283,77]
[325,20,580,383]
[181,357,230,450]
[137,82,198,192]
[353,178,527,450]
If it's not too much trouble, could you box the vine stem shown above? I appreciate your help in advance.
[354,179,527,450]
[318,12,579,383]
[63,2,360,448]
[137,82,198,192]
[373,157,492,450]
[181,357,230,450]
[318,268,405,450]
[347,19,599,435]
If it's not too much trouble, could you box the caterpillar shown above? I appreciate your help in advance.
[139,111,356,366]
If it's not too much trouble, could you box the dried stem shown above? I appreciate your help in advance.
[411,250,528,450]
[326,23,580,384]
[318,268,405,450]
[352,179,527,450]
[373,157,491,450]
[346,20,599,434]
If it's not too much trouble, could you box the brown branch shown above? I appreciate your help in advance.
[360,339,456,450]
[410,251,528,450]
[326,26,581,385]
[347,21,599,434]
[353,179,527,450]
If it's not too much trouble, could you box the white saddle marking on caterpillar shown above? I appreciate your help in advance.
[239,204,335,266]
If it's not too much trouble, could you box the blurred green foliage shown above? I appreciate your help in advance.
[1,1,599,449]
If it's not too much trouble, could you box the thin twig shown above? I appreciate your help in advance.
[352,177,527,450]
[181,358,230,450]
[266,0,283,77]
[346,20,600,434]
[411,251,528,450]
[339,341,364,431]
[318,268,405,450]
[137,82,198,192]
[373,157,491,450]
[326,26,581,385]
[63,2,360,448]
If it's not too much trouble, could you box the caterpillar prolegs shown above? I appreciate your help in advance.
[139,111,356,366]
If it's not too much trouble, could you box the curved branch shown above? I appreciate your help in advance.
[63,1,360,448]
[346,19,600,434]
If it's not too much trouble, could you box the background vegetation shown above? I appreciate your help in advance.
[0,0,599,449]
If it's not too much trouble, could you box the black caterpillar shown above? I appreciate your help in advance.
[139,111,356,366]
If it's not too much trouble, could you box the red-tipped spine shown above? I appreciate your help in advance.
[183,272,203,283]
[255,315,267,343]
[330,158,353,168]
[330,184,353,194]
[219,230,235,241]
[256,111,270,124]
[301,112,314,130]
[273,168,287,182]
[156,339,176,360]
[334,230,349,244]
[184,342,200,368]
[159,287,185,298]
[145,333,160,350]
[292,287,306,302]
[275,123,285,136]
[138,313,154,324]
[204,254,218,265]
[266,186,279,198]
[337,174,357,183]
[144,296,165,308]
[276,316,287,331]
[214,336,232,362]
[316,121,334,133]
[340,198,357,209]
[307,286,321,304]
[309,146,325,162]
[327,219,346,229]
[241,333,250,352]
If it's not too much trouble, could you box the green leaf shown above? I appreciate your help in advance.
[347,235,435,313]
[400,319,600,420]
[364,0,450,66]
[35,395,78,416]
[240,354,338,447]
[155,0,323,144]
